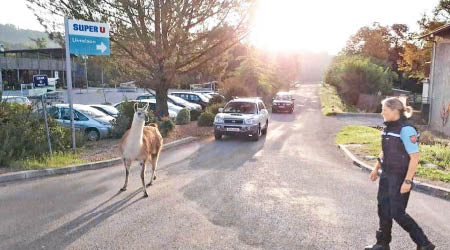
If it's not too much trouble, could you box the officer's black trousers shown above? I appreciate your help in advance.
[376,172,430,246]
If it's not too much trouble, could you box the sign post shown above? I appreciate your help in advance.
[64,17,76,152]
[64,17,110,152]
[41,95,53,157]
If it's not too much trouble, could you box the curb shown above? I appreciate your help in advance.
[334,112,381,118]
[338,144,450,201]
[0,136,198,184]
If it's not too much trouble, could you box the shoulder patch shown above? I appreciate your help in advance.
[410,135,418,143]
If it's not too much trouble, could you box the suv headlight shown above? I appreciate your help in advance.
[215,116,224,124]
[244,118,255,125]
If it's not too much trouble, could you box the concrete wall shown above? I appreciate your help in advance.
[430,40,450,135]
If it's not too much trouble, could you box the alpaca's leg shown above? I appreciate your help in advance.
[147,153,159,186]
[120,159,131,192]
[140,161,148,197]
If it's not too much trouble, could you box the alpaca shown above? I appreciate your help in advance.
[118,103,163,197]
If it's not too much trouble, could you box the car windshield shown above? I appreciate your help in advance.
[98,105,118,115]
[275,95,291,101]
[76,106,108,118]
[137,94,154,100]
[169,95,189,105]
[198,93,210,102]
[223,102,256,114]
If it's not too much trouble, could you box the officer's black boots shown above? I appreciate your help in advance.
[417,243,435,250]
[363,244,390,250]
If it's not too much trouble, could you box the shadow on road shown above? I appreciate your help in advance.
[14,189,144,250]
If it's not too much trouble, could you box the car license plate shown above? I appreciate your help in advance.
[226,128,240,132]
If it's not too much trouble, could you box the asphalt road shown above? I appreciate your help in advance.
[1,83,449,250]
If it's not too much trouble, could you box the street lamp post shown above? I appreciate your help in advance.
[82,56,88,92]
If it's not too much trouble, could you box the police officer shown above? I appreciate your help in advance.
[364,97,435,250]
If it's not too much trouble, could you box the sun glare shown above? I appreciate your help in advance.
[251,0,333,53]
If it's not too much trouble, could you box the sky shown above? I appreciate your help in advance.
[0,0,442,55]
[251,0,441,54]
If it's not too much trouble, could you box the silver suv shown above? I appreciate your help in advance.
[214,98,269,141]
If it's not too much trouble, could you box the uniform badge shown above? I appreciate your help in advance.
[410,135,418,143]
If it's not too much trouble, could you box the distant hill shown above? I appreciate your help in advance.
[0,23,60,50]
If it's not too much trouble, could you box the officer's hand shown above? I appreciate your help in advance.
[370,169,378,181]
[400,183,411,194]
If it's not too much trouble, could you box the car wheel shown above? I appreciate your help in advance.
[251,125,261,141]
[86,128,100,141]
[262,120,268,135]
[214,133,222,140]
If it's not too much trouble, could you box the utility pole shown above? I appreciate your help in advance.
[0,44,4,95]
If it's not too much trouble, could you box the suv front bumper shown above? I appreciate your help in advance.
[214,124,259,136]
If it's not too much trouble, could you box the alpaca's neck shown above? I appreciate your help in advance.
[129,117,144,144]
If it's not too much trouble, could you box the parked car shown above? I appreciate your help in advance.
[136,94,202,111]
[114,99,180,119]
[47,104,114,141]
[1,96,32,106]
[272,92,295,113]
[136,93,155,101]
[89,104,119,118]
[213,97,269,141]
[170,91,210,109]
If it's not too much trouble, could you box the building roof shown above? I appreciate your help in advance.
[419,23,450,39]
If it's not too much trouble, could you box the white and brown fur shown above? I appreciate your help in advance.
[118,103,163,197]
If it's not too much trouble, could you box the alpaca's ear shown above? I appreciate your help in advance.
[134,102,138,112]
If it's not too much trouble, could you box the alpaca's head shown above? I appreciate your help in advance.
[133,102,149,123]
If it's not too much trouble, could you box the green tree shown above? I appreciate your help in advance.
[29,37,47,49]
[27,0,254,117]
[324,56,396,105]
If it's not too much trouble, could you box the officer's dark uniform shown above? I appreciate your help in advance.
[373,119,431,248]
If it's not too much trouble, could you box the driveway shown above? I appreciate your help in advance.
[1,83,449,250]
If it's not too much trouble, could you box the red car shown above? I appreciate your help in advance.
[272,92,295,113]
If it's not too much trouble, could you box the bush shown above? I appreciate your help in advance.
[111,100,157,138]
[159,117,175,137]
[198,112,215,127]
[419,130,436,145]
[176,108,191,125]
[208,95,225,105]
[324,56,396,105]
[190,109,202,121]
[206,103,224,115]
[0,102,86,167]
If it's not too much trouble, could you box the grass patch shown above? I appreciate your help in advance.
[11,152,87,170]
[336,125,450,183]
[335,125,381,156]
[319,83,357,116]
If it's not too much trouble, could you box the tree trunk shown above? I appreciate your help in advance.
[155,76,170,119]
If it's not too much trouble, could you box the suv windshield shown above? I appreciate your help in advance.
[223,102,257,114]
[275,95,291,101]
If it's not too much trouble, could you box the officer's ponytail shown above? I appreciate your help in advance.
[381,97,413,120]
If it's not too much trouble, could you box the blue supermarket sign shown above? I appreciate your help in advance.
[68,19,110,56]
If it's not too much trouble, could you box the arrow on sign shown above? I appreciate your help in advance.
[96,42,107,53]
